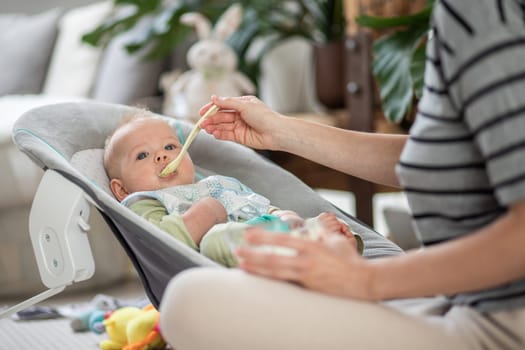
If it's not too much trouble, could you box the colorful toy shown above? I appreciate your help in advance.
[69,294,122,333]
[99,304,165,350]
[161,3,255,122]
[70,308,107,333]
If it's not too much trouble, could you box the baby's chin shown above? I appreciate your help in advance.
[159,174,194,187]
[158,171,178,181]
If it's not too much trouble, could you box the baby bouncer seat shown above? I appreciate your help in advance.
[3,101,402,316]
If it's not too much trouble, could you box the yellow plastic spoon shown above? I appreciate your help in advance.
[159,104,219,177]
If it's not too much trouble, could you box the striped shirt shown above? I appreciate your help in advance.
[397,0,525,311]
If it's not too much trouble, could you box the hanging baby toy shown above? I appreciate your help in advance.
[163,3,255,122]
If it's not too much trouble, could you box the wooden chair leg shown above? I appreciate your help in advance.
[345,31,375,226]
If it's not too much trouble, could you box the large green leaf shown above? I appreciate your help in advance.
[410,44,427,99]
[356,0,434,124]
[301,0,345,42]
[372,24,428,123]
[355,5,432,30]
[81,13,141,46]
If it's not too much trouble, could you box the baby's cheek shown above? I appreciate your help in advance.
[131,174,158,192]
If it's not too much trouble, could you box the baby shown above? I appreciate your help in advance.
[103,111,362,266]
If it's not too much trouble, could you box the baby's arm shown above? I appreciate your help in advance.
[129,199,198,249]
[182,197,227,246]
[129,198,226,249]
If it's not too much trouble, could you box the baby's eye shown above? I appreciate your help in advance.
[165,144,177,151]
[137,151,149,160]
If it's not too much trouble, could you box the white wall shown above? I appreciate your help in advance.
[1,0,100,14]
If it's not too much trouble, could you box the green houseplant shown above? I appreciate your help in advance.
[82,0,343,92]
[355,0,434,124]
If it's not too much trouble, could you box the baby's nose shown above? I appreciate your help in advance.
[156,154,168,162]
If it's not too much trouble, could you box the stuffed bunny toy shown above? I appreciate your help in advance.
[163,3,255,122]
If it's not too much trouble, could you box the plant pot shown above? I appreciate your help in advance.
[313,40,345,109]
[259,37,320,113]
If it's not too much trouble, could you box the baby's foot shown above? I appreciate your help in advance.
[317,212,350,236]
[316,213,358,251]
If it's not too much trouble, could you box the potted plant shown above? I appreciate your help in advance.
[82,0,335,93]
[304,0,347,109]
[355,0,434,124]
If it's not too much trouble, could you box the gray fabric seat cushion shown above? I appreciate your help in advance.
[13,101,402,258]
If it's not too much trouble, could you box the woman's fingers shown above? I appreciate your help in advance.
[234,227,372,299]
[235,228,325,283]
[211,94,258,112]
[200,108,242,142]
[243,228,315,253]
[198,101,215,115]
[237,250,304,282]
[200,110,237,127]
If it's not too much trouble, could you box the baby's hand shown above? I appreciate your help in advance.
[271,210,305,229]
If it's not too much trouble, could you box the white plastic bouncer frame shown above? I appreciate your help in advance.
[0,170,96,318]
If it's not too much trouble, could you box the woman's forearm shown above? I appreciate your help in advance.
[204,96,405,187]
[274,116,408,188]
[368,200,525,300]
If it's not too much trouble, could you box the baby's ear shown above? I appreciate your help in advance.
[110,179,128,202]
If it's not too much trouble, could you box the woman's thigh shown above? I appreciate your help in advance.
[159,268,518,350]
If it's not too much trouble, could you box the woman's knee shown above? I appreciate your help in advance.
[160,268,207,347]
[159,267,239,348]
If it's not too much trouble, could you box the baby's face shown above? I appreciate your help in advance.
[109,118,195,201]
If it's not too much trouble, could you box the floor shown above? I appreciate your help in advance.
[0,189,411,349]
[0,276,147,350]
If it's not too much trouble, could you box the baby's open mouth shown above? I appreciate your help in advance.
[159,104,219,178]
[160,168,176,178]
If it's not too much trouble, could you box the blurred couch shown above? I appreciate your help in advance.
[0,1,177,298]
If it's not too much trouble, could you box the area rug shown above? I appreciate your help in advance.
[0,317,104,350]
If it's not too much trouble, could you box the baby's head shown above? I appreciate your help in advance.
[104,111,195,201]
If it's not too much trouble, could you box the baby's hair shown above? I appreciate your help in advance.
[104,108,155,149]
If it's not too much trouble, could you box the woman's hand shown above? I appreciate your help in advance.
[199,95,284,150]
[236,228,375,300]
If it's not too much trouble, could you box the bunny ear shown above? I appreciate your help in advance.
[213,3,243,40]
[180,12,211,39]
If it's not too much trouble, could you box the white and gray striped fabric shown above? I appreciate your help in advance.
[397,0,525,311]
